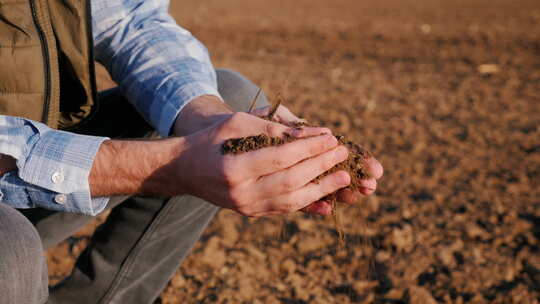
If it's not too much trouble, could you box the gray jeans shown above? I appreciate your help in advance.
[0,69,269,304]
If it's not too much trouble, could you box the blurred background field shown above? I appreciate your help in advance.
[49,0,540,303]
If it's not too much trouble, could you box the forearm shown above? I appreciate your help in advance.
[90,95,235,197]
[89,137,187,197]
[173,95,233,136]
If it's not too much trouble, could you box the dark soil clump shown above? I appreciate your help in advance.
[221,131,373,198]
[221,134,291,154]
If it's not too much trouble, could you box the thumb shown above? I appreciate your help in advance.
[251,105,307,125]
[274,105,307,125]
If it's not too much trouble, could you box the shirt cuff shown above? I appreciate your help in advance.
[0,171,109,216]
[13,124,110,215]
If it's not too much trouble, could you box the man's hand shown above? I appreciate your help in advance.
[171,112,351,217]
[250,104,307,125]
[90,95,382,217]
[172,96,383,215]
[172,95,356,216]
[249,104,384,215]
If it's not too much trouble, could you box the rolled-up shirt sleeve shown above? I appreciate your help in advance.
[0,116,109,215]
[92,0,222,136]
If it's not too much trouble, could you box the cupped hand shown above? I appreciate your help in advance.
[301,156,383,215]
[252,104,384,216]
[174,112,352,217]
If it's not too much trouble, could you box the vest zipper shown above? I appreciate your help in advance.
[29,0,52,125]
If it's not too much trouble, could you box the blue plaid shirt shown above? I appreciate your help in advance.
[0,0,220,215]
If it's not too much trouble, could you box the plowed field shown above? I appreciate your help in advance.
[47,0,540,303]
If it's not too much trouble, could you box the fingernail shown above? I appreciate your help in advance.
[335,146,349,162]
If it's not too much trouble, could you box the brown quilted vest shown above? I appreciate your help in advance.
[0,0,97,130]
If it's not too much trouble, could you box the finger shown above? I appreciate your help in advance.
[358,178,377,195]
[255,117,321,139]
[259,120,330,140]
[251,105,307,125]
[258,116,291,137]
[365,157,383,180]
[301,201,333,215]
[337,188,360,205]
[232,111,324,139]
[256,145,348,197]
[270,170,351,213]
[222,112,290,138]
[338,177,377,203]
[228,134,339,178]
[249,106,269,117]
[274,105,306,124]
[285,126,332,138]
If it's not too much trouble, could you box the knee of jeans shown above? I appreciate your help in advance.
[216,68,269,111]
[0,206,46,286]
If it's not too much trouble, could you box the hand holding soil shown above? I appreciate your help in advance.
[177,112,357,217]
[221,104,384,215]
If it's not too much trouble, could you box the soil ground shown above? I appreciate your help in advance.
[47,0,540,302]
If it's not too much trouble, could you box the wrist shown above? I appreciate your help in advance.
[173,95,233,136]
[89,137,188,197]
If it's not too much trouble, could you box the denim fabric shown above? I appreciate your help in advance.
[1,69,268,304]
[0,203,48,304]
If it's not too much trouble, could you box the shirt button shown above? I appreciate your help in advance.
[54,194,67,204]
[51,172,64,184]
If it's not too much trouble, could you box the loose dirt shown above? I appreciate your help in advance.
[221,128,372,244]
[47,0,540,303]
[221,132,371,193]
